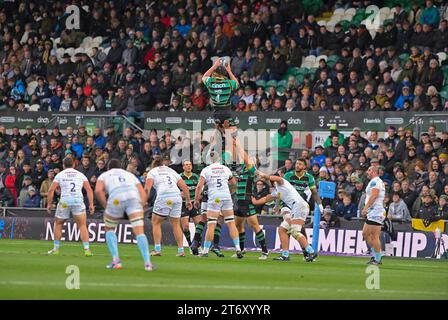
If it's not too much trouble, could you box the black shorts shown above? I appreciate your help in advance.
[181,205,200,218]
[365,219,383,226]
[235,200,257,218]
[213,109,236,126]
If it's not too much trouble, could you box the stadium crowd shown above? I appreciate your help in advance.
[0,121,447,227]
[0,0,448,228]
[0,0,446,115]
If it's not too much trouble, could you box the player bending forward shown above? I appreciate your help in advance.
[95,159,153,271]
[47,157,94,256]
[252,170,318,262]
[194,152,243,258]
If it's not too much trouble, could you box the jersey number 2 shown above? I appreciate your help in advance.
[70,183,76,192]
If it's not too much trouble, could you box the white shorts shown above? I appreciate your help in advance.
[201,202,208,215]
[367,208,386,225]
[290,201,310,221]
[153,196,182,218]
[105,198,143,219]
[55,202,86,220]
[207,197,233,212]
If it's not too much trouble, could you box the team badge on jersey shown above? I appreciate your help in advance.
[113,199,120,206]
[166,199,173,206]
[61,202,68,208]
[215,198,220,204]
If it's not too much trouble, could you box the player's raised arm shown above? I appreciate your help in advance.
[46,181,59,214]
[194,176,206,209]
[83,180,95,215]
[256,170,284,184]
[225,61,239,87]
[202,58,222,83]
[94,179,107,209]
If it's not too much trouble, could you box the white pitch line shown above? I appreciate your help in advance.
[0,280,446,297]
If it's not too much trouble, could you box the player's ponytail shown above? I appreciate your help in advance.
[151,159,163,168]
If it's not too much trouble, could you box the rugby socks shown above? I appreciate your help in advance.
[213,223,222,246]
[255,230,268,254]
[53,240,60,250]
[178,247,184,254]
[202,240,212,254]
[136,234,151,265]
[305,245,315,254]
[154,244,161,252]
[282,250,290,258]
[239,232,246,251]
[372,248,382,262]
[183,229,192,247]
[194,221,206,243]
[82,242,90,250]
[105,231,119,261]
[232,238,241,251]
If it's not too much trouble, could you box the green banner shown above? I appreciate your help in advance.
[0,111,447,132]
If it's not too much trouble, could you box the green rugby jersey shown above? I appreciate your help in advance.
[232,165,256,201]
[283,171,316,201]
[203,76,239,109]
[180,172,200,203]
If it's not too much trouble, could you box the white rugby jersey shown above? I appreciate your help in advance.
[271,178,307,209]
[147,165,182,197]
[97,168,141,201]
[200,163,233,199]
[365,176,385,212]
[54,168,87,203]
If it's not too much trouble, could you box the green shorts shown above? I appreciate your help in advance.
[235,200,257,218]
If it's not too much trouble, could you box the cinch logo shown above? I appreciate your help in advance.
[37,117,50,124]
[211,83,228,88]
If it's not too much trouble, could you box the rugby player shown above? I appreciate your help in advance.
[283,158,324,260]
[145,159,192,257]
[252,170,318,262]
[194,152,243,258]
[95,159,153,271]
[233,163,269,259]
[361,166,386,265]
[46,157,94,256]
[180,160,201,251]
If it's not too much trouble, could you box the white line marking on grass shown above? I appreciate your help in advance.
[0,280,446,297]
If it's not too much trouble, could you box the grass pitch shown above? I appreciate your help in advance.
[0,239,447,300]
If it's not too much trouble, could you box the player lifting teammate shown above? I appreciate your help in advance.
[95,159,153,271]
[282,158,324,260]
[233,162,269,259]
[47,156,94,257]
[253,169,318,262]
[194,152,243,258]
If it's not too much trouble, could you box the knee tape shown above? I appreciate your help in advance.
[224,215,235,224]
[207,217,218,225]
[130,217,144,228]
[289,224,304,238]
[104,217,118,229]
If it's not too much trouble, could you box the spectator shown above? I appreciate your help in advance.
[388,192,412,221]
[271,120,293,166]
[335,194,358,220]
